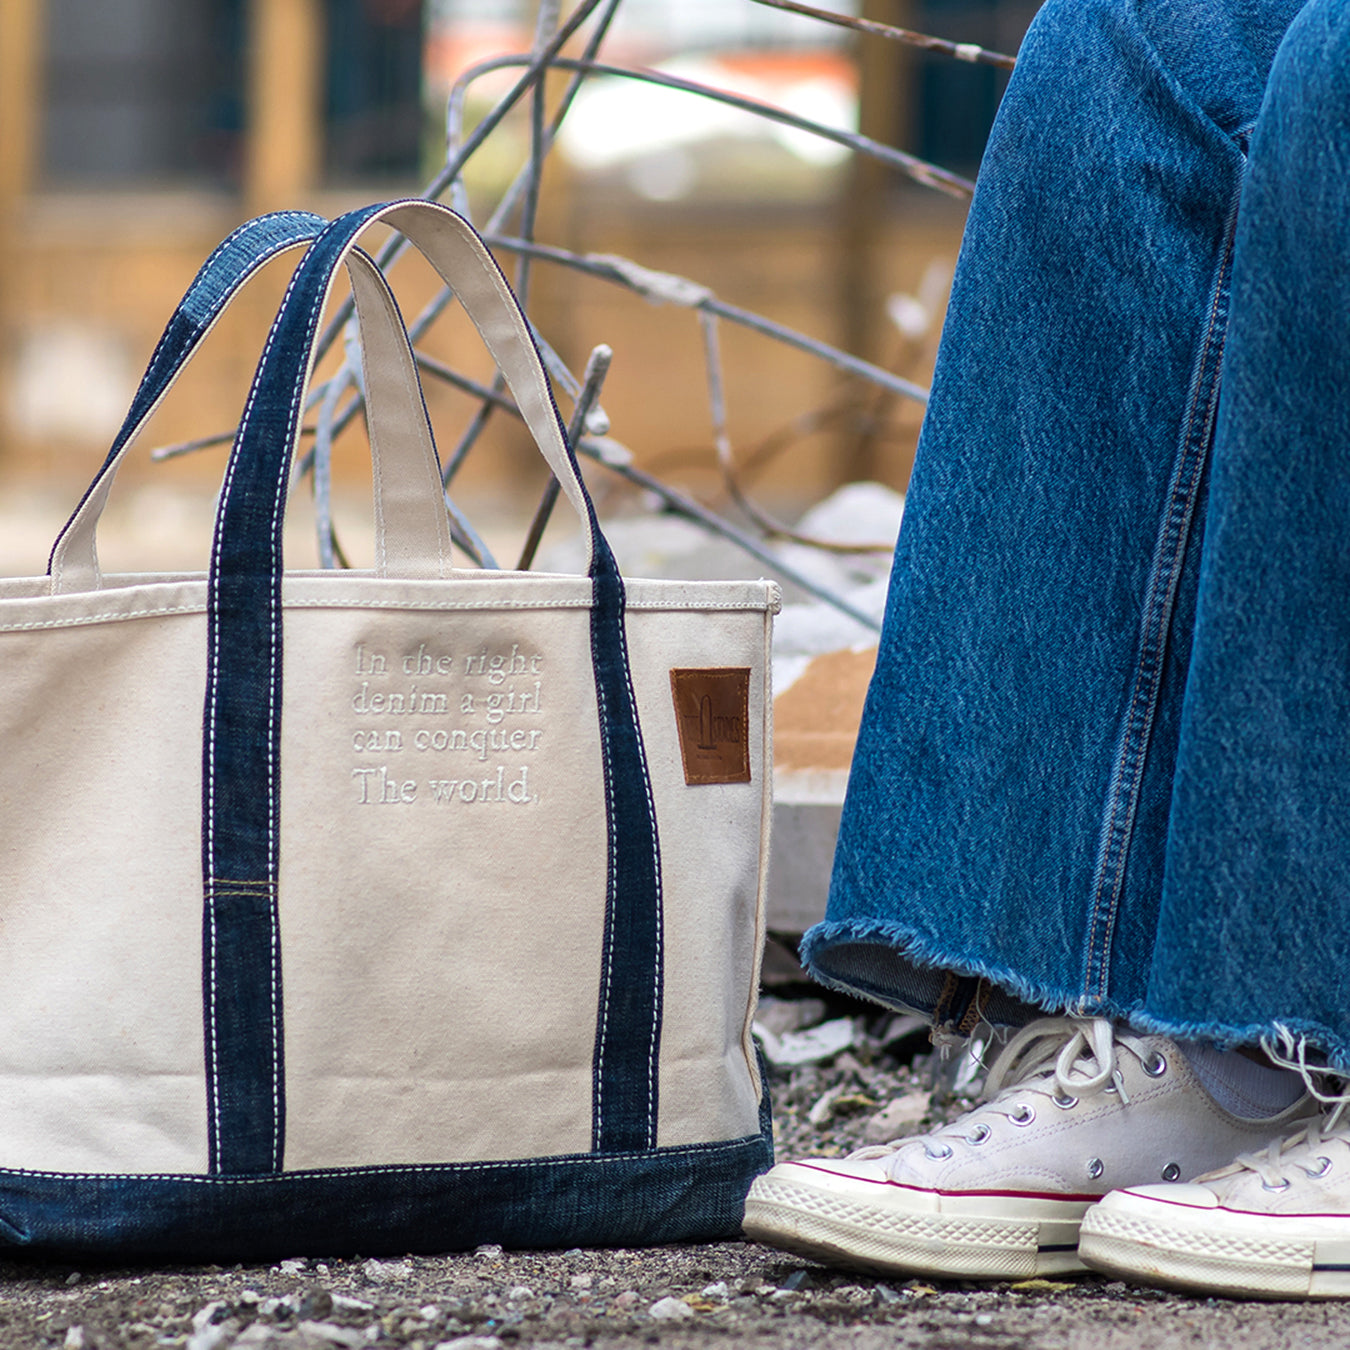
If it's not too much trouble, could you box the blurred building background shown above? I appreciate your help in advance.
[0,0,1035,518]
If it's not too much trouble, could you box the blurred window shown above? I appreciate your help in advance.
[910,0,1036,172]
[41,0,243,186]
[40,0,425,189]
[325,0,425,182]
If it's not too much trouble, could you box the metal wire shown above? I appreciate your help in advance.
[748,0,1018,70]
[154,0,995,629]
[517,344,612,571]
[481,235,929,403]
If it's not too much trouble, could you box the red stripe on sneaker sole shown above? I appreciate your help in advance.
[1119,1189,1350,1222]
[791,1164,1102,1203]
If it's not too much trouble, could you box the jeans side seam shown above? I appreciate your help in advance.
[1082,192,1243,1005]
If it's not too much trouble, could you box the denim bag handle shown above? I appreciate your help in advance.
[202,200,661,1174]
[49,213,455,591]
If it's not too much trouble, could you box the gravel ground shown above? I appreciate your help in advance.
[7,991,1350,1349]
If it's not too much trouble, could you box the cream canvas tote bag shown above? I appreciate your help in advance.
[0,201,776,1259]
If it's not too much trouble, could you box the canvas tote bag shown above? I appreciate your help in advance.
[0,200,777,1260]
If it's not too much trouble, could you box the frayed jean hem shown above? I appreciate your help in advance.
[803,918,1350,1078]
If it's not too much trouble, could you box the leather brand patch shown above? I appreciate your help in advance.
[670,667,752,785]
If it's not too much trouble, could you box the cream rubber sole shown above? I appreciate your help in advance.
[742,1161,1093,1280]
[1080,1186,1350,1300]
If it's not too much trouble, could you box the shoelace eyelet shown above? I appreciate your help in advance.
[965,1123,991,1145]
[925,1142,954,1160]
[1143,1051,1167,1078]
[1052,1090,1078,1110]
[1302,1156,1333,1180]
[1261,1177,1292,1193]
[1161,1162,1181,1182]
[1086,1158,1104,1180]
[1010,1104,1036,1127]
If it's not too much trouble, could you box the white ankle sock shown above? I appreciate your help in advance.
[1181,1042,1305,1119]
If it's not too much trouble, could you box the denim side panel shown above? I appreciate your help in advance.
[589,553,664,1154]
[1151,0,1350,1062]
[199,876,284,1177]
[201,550,287,1177]
[201,225,359,1175]
[0,1125,772,1262]
[813,0,1269,1014]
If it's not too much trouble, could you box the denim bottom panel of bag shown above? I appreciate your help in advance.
[0,1123,773,1262]
[807,0,1350,1069]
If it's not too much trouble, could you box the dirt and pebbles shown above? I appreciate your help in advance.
[5,993,1350,1350]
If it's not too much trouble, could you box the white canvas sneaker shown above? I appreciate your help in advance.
[1080,1102,1350,1298]
[742,1017,1317,1280]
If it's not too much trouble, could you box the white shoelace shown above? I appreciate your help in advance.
[846,1016,1160,1172]
[1216,1025,1350,1191]
[1228,1100,1350,1191]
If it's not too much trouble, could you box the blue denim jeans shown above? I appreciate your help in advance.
[805,0,1350,1068]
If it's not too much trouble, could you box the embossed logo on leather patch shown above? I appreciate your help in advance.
[670,667,751,785]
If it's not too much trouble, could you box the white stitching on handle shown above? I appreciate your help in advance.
[593,639,617,1149]
[53,217,311,594]
[209,249,308,1172]
[262,242,333,1172]
[616,622,662,1149]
